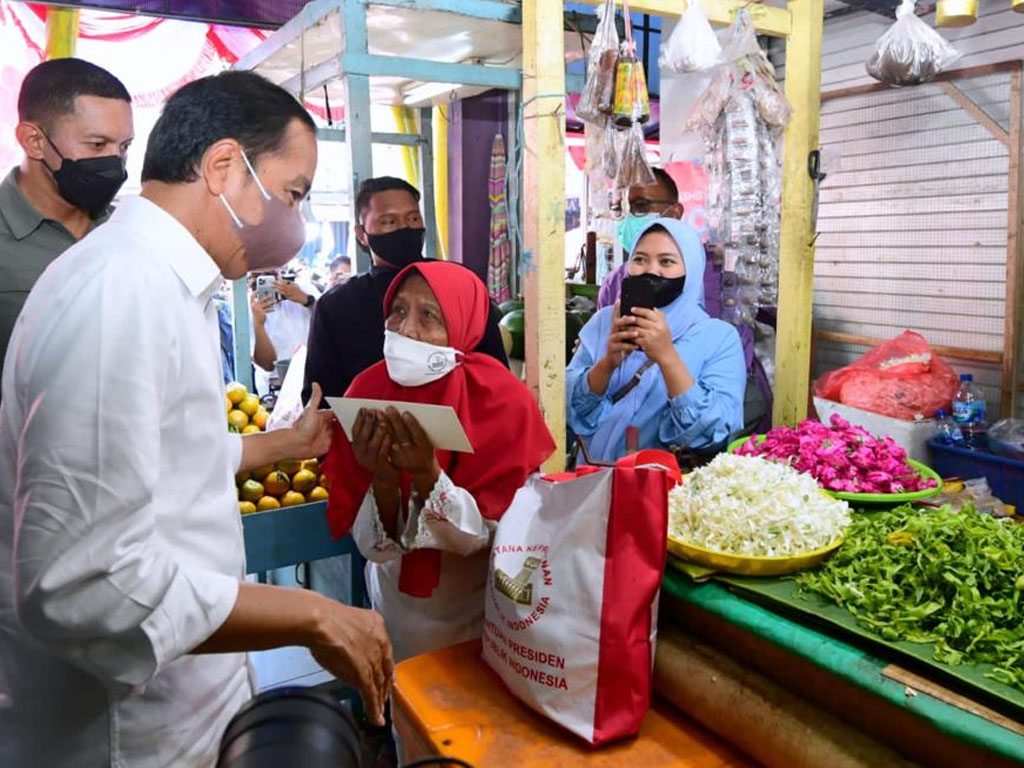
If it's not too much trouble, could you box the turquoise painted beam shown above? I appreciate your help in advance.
[419,107,437,260]
[362,0,521,23]
[231,277,253,391]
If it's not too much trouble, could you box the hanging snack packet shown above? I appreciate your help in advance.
[659,1,721,74]
[613,49,650,127]
[866,0,960,86]
[616,123,656,188]
[578,0,620,123]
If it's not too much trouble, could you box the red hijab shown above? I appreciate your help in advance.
[322,261,555,597]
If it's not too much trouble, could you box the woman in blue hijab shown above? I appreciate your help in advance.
[567,219,745,462]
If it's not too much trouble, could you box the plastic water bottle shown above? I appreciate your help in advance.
[934,409,963,446]
[952,374,988,450]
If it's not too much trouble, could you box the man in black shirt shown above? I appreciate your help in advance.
[303,177,508,402]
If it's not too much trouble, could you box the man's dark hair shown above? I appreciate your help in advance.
[652,167,679,203]
[355,176,420,225]
[330,256,351,270]
[141,71,316,184]
[18,58,130,129]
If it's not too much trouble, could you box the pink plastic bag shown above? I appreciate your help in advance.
[813,330,959,420]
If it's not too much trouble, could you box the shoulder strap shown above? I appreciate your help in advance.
[610,359,656,404]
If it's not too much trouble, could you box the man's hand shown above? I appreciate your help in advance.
[309,600,394,727]
[291,383,334,458]
[275,279,310,306]
[250,293,274,326]
[193,584,394,728]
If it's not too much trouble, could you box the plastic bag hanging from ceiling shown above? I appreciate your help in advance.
[866,0,961,86]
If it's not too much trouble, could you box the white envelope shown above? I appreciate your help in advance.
[327,396,474,454]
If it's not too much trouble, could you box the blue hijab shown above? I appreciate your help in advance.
[569,219,723,459]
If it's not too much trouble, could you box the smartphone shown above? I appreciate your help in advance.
[255,275,277,310]
[620,277,657,317]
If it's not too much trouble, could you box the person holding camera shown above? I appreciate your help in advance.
[566,219,746,462]
[251,266,320,395]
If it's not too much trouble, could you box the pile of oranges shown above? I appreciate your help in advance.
[236,458,330,515]
[224,382,329,515]
[226,382,269,434]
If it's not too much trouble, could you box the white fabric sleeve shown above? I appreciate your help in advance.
[401,472,493,557]
[351,488,405,563]
[12,261,239,689]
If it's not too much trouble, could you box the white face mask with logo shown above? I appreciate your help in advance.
[383,329,462,387]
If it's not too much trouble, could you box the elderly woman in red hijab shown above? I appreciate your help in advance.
[322,262,555,661]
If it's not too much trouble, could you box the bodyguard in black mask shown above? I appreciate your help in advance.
[0,58,132,379]
[303,176,508,402]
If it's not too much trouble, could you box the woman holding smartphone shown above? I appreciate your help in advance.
[566,219,746,462]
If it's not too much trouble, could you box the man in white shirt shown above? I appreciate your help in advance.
[251,265,321,395]
[0,71,392,768]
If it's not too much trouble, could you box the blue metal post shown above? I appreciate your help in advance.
[342,0,375,274]
[231,278,253,391]
[419,107,437,260]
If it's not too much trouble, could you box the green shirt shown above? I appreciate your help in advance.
[0,168,108,379]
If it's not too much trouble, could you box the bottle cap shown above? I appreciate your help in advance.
[960,373,973,381]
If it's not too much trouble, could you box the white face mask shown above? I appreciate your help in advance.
[383,329,462,387]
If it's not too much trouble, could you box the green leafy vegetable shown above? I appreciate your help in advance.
[795,504,1024,691]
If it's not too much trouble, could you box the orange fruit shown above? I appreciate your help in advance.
[277,458,302,475]
[257,495,281,511]
[291,469,317,494]
[239,394,260,417]
[252,408,269,429]
[250,464,275,481]
[228,410,249,431]
[241,424,261,435]
[226,382,247,405]
[226,396,233,414]
[318,473,330,490]
[301,458,320,474]
[308,486,329,502]
[239,479,264,503]
[280,490,306,507]
[238,501,257,515]
[262,470,291,497]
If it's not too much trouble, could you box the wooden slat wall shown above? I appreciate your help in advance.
[768,8,1024,417]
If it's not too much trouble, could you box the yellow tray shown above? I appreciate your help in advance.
[667,534,844,577]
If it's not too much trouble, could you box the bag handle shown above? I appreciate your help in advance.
[615,449,683,486]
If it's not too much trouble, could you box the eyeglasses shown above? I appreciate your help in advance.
[629,198,677,216]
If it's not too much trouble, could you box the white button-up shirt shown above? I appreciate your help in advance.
[0,196,253,768]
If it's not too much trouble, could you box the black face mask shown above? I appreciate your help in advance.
[621,273,686,311]
[41,131,127,218]
[366,227,426,269]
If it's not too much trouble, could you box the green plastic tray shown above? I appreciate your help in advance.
[727,434,943,505]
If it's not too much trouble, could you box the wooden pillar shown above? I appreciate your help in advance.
[773,0,824,426]
[45,7,79,60]
[1002,66,1023,417]
[522,0,566,471]
[433,105,450,261]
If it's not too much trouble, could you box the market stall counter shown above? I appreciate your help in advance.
[392,639,751,767]
[660,570,1024,768]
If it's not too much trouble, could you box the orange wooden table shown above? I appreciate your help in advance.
[392,640,754,768]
